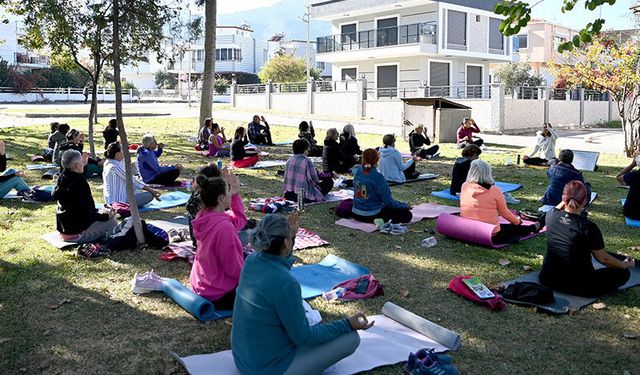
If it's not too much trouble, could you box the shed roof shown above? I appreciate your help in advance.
[400,97,471,109]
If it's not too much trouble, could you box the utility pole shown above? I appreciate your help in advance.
[303,3,311,81]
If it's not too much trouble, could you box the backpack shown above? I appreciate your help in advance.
[501,282,555,305]
[110,202,131,218]
[332,274,384,300]
[448,275,507,312]
[105,218,169,251]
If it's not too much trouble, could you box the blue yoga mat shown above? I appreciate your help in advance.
[431,181,522,201]
[290,254,370,299]
[162,279,232,321]
[139,191,191,213]
[621,199,640,227]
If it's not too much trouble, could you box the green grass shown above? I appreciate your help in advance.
[0,118,638,374]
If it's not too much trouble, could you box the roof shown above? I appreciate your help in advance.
[217,25,253,32]
[401,97,471,109]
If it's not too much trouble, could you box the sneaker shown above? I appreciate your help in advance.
[131,270,168,294]
[21,196,39,204]
[405,349,452,373]
[77,243,111,260]
[503,192,520,204]
[178,228,192,242]
[517,210,543,222]
[412,360,459,375]
[166,228,182,243]
[379,222,408,235]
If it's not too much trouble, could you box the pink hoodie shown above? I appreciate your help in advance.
[189,194,247,301]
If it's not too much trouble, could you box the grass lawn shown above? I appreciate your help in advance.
[0,118,638,374]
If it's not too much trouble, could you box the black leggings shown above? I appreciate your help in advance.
[213,287,237,310]
[416,145,440,158]
[492,223,538,245]
[458,139,483,148]
[352,206,413,224]
[542,267,630,298]
[523,157,548,166]
[148,168,180,186]
[403,162,419,180]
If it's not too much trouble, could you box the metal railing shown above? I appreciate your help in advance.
[316,80,358,93]
[273,82,307,93]
[237,84,267,94]
[14,52,49,65]
[317,22,437,53]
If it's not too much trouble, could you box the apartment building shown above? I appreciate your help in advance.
[311,0,512,99]
[267,34,332,78]
[0,19,49,72]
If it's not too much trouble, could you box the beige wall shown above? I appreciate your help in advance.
[549,100,580,127]
[364,100,404,125]
[455,99,492,130]
[271,93,307,113]
[235,94,266,110]
[584,101,611,125]
[314,92,359,117]
[505,99,545,130]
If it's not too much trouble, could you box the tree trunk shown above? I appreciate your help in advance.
[88,76,99,159]
[198,0,217,129]
[113,0,145,245]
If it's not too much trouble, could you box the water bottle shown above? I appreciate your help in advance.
[421,236,438,248]
[297,188,305,211]
[322,287,346,301]
[517,155,521,165]
[217,158,222,170]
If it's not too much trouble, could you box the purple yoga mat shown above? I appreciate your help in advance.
[435,213,545,249]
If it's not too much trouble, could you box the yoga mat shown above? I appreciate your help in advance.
[621,199,640,227]
[431,181,522,201]
[146,217,190,232]
[290,254,370,299]
[571,150,599,172]
[249,160,287,169]
[293,228,329,251]
[161,279,232,321]
[500,257,640,314]
[250,141,293,146]
[388,173,439,186]
[41,232,78,249]
[307,189,354,206]
[174,302,458,375]
[539,193,598,213]
[31,155,45,162]
[2,191,21,199]
[335,218,378,233]
[138,191,191,213]
[26,163,57,170]
[435,213,545,249]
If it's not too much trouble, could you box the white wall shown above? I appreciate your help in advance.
[549,100,580,127]
[584,101,610,125]
[364,100,404,125]
[235,94,266,109]
[455,99,491,130]
[0,92,133,103]
[314,92,358,117]
[271,93,308,113]
[505,99,545,130]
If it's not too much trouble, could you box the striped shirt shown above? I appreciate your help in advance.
[103,159,145,204]
[283,154,325,202]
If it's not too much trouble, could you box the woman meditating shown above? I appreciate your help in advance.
[339,124,362,158]
[102,142,161,208]
[616,155,640,221]
[136,134,182,186]
[408,124,439,159]
[189,169,246,310]
[230,127,260,168]
[322,128,356,174]
[56,129,103,177]
[298,121,322,157]
[0,140,30,198]
[208,122,230,158]
[540,181,635,297]
[460,160,542,244]
[232,213,372,375]
[457,118,483,148]
[378,134,420,183]
[283,139,333,203]
[449,144,482,196]
[185,164,221,247]
[350,148,413,224]
[196,118,213,151]
[523,122,558,166]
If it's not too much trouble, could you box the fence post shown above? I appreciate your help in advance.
[607,92,612,122]
[307,79,314,115]
[67,87,71,101]
[490,84,505,132]
[266,80,272,110]
[129,89,133,102]
[230,78,237,108]
[543,86,549,124]
[102,87,106,102]
[356,78,366,118]
[579,87,585,126]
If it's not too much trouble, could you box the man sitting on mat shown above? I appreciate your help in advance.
[408,124,439,159]
[450,144,482,196]
[541,149,591,206]
[190,170,246,310]
[284,139,333,203]
[232,213,373,375]
[460,160,542,245]
[348,148,413,224]
[617,155,640,221]
[540,180,635,297]
[137,134,182,186]
[523,122,558,166]
[378,134,420,184]
[247,114,274,145]
[53,149,118,244]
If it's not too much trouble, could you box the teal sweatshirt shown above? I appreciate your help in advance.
[232,252,352,375]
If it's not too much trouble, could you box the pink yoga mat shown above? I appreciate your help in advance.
[335,203,460,232]
[435,213,545,249]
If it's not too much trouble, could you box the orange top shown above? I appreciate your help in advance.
[460,182,521,234]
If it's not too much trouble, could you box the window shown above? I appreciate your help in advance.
[429,61,450,96]
[376,17,398,47]
[553,35,567,51]
[196,49,204,62]
[215,48,242,61]
[466,66,482,98]
[341,23,357,49]
[489,17,504,52]
[447,10,466,49]
[341,67,357,80]
[516,34,528,50]
[376,65,398,97]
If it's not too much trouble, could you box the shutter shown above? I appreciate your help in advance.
[341,68,357,80]
[429,62,450,96]
[447,10,466,48]
[489,18,504,51]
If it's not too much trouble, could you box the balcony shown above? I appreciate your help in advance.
[317,22,437,54]
[14,52,49,68]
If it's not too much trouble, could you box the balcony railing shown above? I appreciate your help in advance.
[14,52,49,65]
[317,22,437,53]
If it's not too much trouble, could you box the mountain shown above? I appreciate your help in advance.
[218,0,331,41]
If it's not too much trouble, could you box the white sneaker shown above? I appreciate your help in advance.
[503,192,520,204]
[131,270,168,294]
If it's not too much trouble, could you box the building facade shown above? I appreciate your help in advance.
[311,0,512,99]
[268,35,332,78]
[0,19,49,72]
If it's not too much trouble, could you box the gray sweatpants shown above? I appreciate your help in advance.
[134,191,154,208]
[283,331,360,375]
[73,218,119,244]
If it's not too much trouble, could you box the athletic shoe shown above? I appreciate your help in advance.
[503,193,520,204]
[21,197,39,204]
[405,349,452,373]
[131,270,168,294]
[379,222,408,235]
[517,210,543,222]
[77,243,111,260]
[166,228,182,243]
[412,360,459,375]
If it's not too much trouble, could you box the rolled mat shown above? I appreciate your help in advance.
[161,279,232,321]
[381,302,461,351]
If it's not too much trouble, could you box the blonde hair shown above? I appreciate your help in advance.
[466,159,495,185]
[326,128,339,140]
[342,124,355,139]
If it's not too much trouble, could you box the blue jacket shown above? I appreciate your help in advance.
[378,146,413,183]
[232,252,352,375]
[541,163,585,205]
[352,165,409,216]
[136,147,174,183]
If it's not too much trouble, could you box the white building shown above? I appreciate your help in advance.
[267,34,332,78]
[311,0,512,99]
[0,19,49,72]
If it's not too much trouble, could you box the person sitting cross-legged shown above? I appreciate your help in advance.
[616,155,640,221]
[136,134,182,186]
[339,124,362,159]
[378,134,420,183]
[298,121,323,157]
[449,144,482,196]
[283,139,334,203]
[103,119,120,149]
[230,127,260,168]
[247,114,274,145]
[208,122,230,158]
[322,128,356,174]
[190,170,246,310]
[56,129,103,177]
[350,148,413,224]
[53,149,118,244]
[541,149,591,206]
[408,124,439,159]
[456,118,483,148]
[232,212,373,375]
[540,180,635,297]
[523,122,558,166]
[460,159,543,245]
[0,140,30,198]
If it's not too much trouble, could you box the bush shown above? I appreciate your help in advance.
[213,76,230,94]
[40,67,88,88]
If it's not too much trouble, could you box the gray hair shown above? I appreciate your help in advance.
[61,149,82,170]
[342,124,355,138]
[141,134,156,148]
[250,214,291,254]
[466,159,495,185]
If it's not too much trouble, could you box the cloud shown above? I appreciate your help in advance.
[218,0,287,15]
